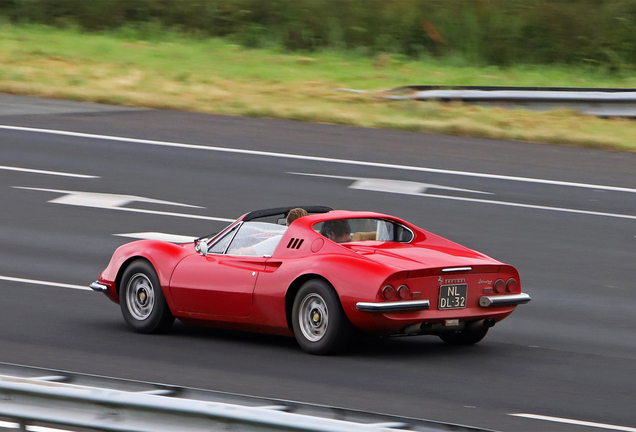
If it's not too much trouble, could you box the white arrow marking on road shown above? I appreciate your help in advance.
[289,173,492,195]
[351,178,492,195]
[13,187,203,208]
[115,232,198,243]
[0,165,98,178]
[511,414,636,432]
[290,172,636,220]
[13,187,234,222]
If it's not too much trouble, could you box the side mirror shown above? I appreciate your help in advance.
[198,239,208,256]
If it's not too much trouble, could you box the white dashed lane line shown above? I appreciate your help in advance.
[0,276,91,291]
[0,165,98,179]
[114,232,197,243]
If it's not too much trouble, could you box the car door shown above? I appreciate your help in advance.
[169,253,265,317]
[169,221,284,317]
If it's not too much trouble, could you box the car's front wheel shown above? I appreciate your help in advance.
[292,279,352,355]
[439,323,489,345]
[120,259,174,334]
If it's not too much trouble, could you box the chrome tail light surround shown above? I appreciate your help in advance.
[397,285,410,300]
[381,285,395,300]
[506,278,518,293]
[493,278,505,293]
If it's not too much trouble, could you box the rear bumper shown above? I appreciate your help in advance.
[356,299,430,312]
[356,293,530,314]
[479,293,531,307]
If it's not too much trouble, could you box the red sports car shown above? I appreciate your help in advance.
[90,207,530,354]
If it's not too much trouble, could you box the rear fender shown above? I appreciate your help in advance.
[284,273,335,332]
[282,254,391,332]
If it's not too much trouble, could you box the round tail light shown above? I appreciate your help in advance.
[382,285,395,300]
[493,279,505,293]
[397,285,410,300]
[506,278,518,293]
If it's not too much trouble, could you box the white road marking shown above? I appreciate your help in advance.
[101,206,234,222]
[290,172,492,194]
[0,276,91,291]
[291,173,636,220]
[27,426,73,432]
[1,124,635,194]
[413,190,636,220]
[0,420,19,429]
[14,187,233,222]
[0,165,98,178]
[13,187,202,208]
[511,414,636,432]
[115,232,197,243]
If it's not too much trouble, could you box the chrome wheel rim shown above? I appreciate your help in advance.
[126,273,155,321]
[298,293,328,342]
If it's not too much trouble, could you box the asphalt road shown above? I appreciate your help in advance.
[0,95,635,432]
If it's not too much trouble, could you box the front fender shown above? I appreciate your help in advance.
[97,240,193,308]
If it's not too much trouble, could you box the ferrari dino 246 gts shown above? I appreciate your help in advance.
[90,206,530,354]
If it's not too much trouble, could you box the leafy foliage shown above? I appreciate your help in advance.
[1,0,636,67]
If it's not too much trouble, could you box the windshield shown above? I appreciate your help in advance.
[225,221,287,256]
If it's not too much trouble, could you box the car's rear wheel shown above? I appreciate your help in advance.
[292,279,352,355]
[439,324,489,345]
[120,259,174,334]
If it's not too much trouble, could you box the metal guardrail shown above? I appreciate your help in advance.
[337,86,636,117]
[0,363,497,432]
[387,85,636,93]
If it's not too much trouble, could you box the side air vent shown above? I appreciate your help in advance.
[286,238,305,249]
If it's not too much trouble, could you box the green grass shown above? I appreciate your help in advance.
[1,23,635,152]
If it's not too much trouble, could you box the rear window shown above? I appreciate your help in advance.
[312,218,413,244]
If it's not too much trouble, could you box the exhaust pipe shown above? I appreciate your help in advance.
[467,319,496,330]
[402,319,496,335]
[402,322,431,335]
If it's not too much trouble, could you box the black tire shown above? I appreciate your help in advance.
[291,279,352,355]
[119,259,174,334]
[439,324,489,345]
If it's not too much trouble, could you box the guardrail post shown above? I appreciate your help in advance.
[18,419,27,431]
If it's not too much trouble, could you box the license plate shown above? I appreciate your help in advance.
[439,284,467,310]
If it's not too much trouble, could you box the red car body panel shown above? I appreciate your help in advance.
[94,210,528,338]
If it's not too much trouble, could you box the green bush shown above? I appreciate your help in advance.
[1,0,636,67]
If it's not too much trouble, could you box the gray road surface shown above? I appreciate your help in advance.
[0,95,635,432]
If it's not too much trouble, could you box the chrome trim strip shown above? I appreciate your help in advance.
[441,267,472,273]
[89,281,108,292]
[202,221,243,255]
[479,293,531,307]
[356,299,430,312]
[220,221,242,255]
[399,224,415,244]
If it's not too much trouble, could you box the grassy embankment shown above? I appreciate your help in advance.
[1,24,635,152]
